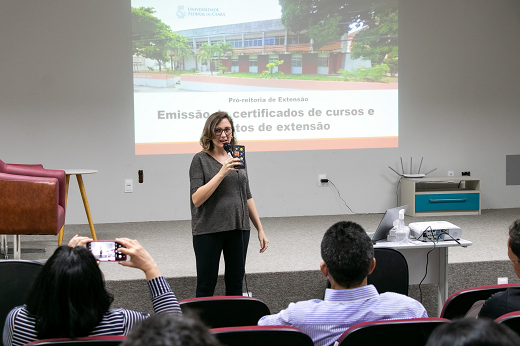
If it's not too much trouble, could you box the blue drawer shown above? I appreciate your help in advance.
[415,193,479,211]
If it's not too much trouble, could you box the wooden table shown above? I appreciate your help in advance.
[58,169,98,245]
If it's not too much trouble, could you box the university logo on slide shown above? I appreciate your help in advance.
[176,5,186,19]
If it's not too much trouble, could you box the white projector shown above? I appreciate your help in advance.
[409,221,462,242]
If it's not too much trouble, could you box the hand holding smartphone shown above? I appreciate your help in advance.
[87,241,127,262]
[233,145,245,169]
[115,238,162,280]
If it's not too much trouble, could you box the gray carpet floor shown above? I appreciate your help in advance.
[4,208,520,317]
[9,208,519,279]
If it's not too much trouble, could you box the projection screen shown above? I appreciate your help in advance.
[132,0,399,154]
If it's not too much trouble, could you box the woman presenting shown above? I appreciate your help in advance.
[190,111,269,297]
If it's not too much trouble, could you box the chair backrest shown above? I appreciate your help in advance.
[336,318,450,346]
[24,336,126,346]
[0,159,65,210]
[368,248,409,295]
[179,296,270,328]
[210,326,313,346]
[0,260,44,346]
[440,284,520,320]
[326,248,409,295]
[495,311,520,338]
[0,164,66,235]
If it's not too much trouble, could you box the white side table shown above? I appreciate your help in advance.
[375,238,472,315]
[58,169,98,245]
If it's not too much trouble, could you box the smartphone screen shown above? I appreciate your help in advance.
[87,241,126,262]
[233,145,245,169]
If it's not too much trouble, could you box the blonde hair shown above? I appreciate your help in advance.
[200,111,236,152]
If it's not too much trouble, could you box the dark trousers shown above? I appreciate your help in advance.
[193,229,250,297]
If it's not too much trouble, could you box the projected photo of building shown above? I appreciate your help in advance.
[153,19,368,75]
[132,0,398,93]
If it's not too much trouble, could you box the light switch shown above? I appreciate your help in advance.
[125,179,133,193]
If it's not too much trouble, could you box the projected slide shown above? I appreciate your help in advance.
[132,0,398,155]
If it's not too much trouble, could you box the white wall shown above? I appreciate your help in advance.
[0,0,519,225]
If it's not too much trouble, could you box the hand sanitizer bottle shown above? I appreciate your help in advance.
[395,209,408,244]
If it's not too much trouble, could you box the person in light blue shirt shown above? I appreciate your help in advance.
[258,221,427,346]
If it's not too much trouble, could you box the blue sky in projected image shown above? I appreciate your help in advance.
[131,0,283,31]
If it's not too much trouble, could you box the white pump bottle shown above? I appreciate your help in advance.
[395,209,409,244]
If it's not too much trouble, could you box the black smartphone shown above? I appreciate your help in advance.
[86,241,127,262]
[233,145,245,169]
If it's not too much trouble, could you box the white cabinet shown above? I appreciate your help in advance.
[401,177,481,217]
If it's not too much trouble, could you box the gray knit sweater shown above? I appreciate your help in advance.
[189,151,252,236]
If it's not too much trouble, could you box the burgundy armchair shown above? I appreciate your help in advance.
[0,159,66,259]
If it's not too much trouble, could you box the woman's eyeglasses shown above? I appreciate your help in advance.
[215,127,232,136]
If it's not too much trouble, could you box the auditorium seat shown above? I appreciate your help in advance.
[440,284,520,320]
[179,296,270,328]
[336,318,450,346]
[0,260,44,346]
[210,325,313,346]
[368,247,409,295]
[495,311,520,338]
[24,336,126,346]
[0,159,66,259]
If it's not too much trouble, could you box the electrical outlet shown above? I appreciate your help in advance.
[448,171,454,177]
[318,174,327,187]
[125,179,133,193]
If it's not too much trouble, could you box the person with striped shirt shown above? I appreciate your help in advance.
[3,236,181,346]
[258,221,427,346]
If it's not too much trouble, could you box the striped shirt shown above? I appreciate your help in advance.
[258,284,427,346]
[3,277,181,346]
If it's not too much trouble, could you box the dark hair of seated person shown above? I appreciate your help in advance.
[425,318,520,346]
[321,221,373,288]
[509,218,520,259]
[121,313,221,346]
[25,245,114,339]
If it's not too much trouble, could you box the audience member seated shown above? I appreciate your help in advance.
[477,219,520,319]
[426,318,520,346]
[258,221,427,346]
[3,236,181,346]
[122,313,220,346]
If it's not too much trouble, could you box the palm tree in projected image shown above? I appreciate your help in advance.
[217,42,234,74]
[165,36,193,72]
[197,43,222,76]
